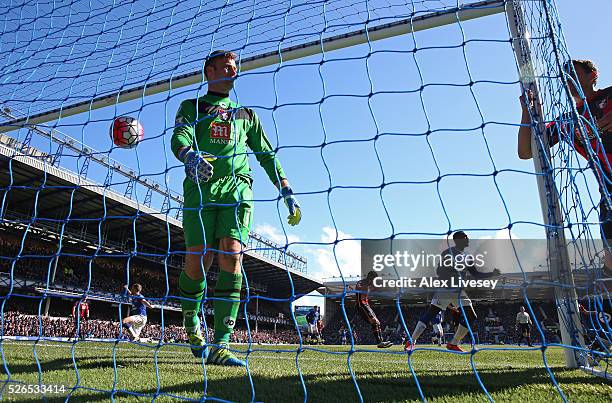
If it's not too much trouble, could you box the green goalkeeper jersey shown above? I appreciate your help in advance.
[171,92,286,192]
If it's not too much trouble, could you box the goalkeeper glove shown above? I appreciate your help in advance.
[281,186,301,226]
[179,147,216,184]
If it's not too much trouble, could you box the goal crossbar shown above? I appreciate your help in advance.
[0,0,504,133]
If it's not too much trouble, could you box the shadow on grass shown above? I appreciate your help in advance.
[7,366,609,403]
[0,355,199,377]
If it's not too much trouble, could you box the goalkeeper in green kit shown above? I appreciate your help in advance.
[171,50,302,366]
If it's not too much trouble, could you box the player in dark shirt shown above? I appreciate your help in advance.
[518,59,612,278]
[405,232,499,352]
[353,271,392,348]
[305,306,320,343]
[431,311,444,346]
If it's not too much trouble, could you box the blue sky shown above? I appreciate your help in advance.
[3,1,610,304]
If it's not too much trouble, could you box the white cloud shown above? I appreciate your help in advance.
[306,226,361,279]
[254,222,300,245]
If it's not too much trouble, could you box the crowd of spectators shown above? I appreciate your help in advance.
[1,311,300,345]
[0,234,292,326]
[232,328,300,344]
[2,233,577,348]
[0,233,176,297]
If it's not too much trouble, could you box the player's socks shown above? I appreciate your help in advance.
[450,324,469,346]
[123,323,137,339]
[179,271,206,334]
[372,323,383,344]
[213,271,242,345]
[411,321,427,343]
[207,343,246,367]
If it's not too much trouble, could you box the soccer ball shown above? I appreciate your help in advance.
[110,116,144,149]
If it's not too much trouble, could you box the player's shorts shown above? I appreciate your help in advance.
[430,290,472,309]
[183,175,253,248]
[128,314,147,337]
[518,323,530,334]
[357,303,378,324]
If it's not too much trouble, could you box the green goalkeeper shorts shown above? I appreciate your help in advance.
[182,175,253,248]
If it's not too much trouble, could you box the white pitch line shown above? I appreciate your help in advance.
[0,340,552,368]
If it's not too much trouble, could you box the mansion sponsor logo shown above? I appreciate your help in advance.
[210,121,232,144]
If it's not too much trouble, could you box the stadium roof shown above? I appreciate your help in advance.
[0,137,322,299]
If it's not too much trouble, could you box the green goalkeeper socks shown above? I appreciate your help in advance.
[214,271,242,344]
[179,271,206,334]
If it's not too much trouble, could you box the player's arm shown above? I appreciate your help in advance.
[171,100,215,183]
[246,110,301,226]
[171,100,197,160]
[123,285,132,296]
[517,89,559,159]
[141,298,154,309]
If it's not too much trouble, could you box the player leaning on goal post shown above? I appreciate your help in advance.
[518,59,612,279]
[171,50,302,367]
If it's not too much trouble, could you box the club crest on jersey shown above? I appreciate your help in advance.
[218,108,232,122]
[210,121,232,144]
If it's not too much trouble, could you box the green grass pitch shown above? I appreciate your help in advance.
[0,340,610,402]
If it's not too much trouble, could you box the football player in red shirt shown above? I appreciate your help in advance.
[71,298,90,341]
[517,59,612,278]
[353,271,393,348]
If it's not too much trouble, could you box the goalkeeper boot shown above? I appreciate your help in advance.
[207,343,246,367]
[404,341,413,351]
[187,331,209,359]
[377,341,393,348]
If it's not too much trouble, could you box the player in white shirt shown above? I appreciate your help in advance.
[515,306,533,347]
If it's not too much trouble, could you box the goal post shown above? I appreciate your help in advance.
[506,0,586,368]
[0,0,505,133]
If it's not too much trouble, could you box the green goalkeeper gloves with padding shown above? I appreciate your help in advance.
[179,147,216,184]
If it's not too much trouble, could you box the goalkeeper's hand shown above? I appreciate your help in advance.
[281,186,301,226]
[179,148,216,184]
